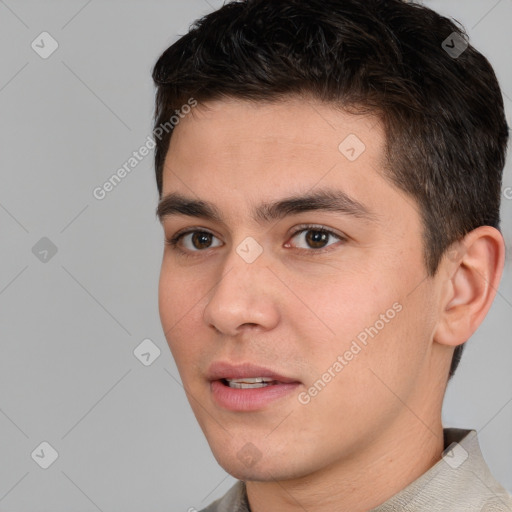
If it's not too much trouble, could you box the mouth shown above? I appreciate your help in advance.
[220,377,283,389]
[208,362,302,411]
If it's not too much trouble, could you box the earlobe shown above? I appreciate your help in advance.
[433,226,505,348]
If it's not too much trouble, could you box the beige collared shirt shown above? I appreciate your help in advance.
[200,428,512,511]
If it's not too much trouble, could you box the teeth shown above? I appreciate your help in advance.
[225,377,276,389]
[228,377,274,383]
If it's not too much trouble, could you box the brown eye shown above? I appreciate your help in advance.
[190,232,214,250]
[287,226,345,252]
[304,230,330,249]
[167,230,223,252]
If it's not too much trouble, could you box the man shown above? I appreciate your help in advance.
[152,0,511,510]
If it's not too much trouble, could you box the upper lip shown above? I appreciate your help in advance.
[207,361,300,383]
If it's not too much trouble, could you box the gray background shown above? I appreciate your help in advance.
[0,0,510,510]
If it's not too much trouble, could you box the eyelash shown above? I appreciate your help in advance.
[165,224,346,258]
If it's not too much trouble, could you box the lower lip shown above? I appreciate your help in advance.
[210,380,301,411]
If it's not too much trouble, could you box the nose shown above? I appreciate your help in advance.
[202,243,281,337]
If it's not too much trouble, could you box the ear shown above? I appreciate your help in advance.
[433,226,505,348]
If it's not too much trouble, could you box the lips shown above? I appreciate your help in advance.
[207,361,300,384]
[207,361,302,411]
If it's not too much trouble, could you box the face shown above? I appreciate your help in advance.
[157,96,445,481]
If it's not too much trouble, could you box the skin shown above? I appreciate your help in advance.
[157,96,504,512]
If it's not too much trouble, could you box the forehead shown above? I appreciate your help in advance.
[162,96,387,193]
[168,96,383,154]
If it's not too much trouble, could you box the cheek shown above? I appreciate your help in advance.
[310,269,398,337]
[158,262,204,357]
[158,257,202,319]
[158,265,177,331]
[309,261,428,374]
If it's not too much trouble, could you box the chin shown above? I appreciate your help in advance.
[210,443,311,483]
[218,459,293,482]
[222,464,272,481]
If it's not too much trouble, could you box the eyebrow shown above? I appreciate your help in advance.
[156,188,377,225]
